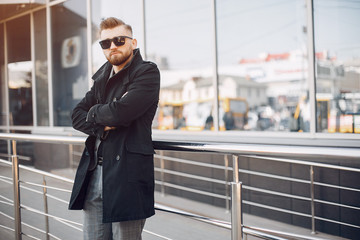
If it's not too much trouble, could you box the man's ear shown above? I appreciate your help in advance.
[132,38,138,50]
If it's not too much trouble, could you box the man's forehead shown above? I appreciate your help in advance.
[100,25,130,39]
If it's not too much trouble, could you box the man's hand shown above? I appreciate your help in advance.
[104,126,116,131]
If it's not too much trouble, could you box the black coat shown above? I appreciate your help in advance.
[69,49,160,223]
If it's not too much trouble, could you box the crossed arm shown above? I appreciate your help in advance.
[71,65,160,138]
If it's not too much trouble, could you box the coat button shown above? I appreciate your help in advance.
[116,155,120,161]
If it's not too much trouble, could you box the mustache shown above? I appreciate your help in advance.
[110,50,122,55]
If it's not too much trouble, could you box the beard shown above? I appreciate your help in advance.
[106,50,132,66]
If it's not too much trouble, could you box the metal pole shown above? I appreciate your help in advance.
[224,154,230,212]
[231,155,242,240]
[11,140,22,240]
[160,150,165,196]
[306,0,317,136]
[211,0,220,131]
[310,165,316,234]
[43,176,50,240]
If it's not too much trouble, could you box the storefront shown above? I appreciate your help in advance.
[0,0,359,140]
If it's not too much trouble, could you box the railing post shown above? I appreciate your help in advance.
[160,150,165,196]
[310,165,316,234]
[43,176,50,240]
[11,140,22,240]
[231,155,243,240]
[224,154,230,212]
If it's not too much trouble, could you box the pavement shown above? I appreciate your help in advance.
[0,165,349,240]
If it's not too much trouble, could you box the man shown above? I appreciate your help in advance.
[69,17,160,240]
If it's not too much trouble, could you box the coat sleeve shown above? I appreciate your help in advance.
[71,84,105,137]
[86,63,160,127]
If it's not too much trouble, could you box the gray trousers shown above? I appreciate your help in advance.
[83,165,145,240]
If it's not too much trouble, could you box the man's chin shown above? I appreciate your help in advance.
[109,56,125,66]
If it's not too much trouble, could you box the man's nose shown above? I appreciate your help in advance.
[110,41,117,49]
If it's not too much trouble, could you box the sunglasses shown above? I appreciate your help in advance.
[99,36,133,49]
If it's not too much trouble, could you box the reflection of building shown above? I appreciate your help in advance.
[161,75,267,109]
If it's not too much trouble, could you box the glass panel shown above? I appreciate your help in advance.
[0,24,5,126]
[34,9,49,126]
[7,15,33,126]
[217,0,309,132]
[314,0,360,134]
[0,3,42,22]
[91,0,143,73]
[51,1,88,126]
[145,0,214,131]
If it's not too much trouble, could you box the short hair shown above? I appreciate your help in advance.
[99,17,133,36]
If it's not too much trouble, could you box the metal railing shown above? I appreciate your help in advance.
[0,132,359,240]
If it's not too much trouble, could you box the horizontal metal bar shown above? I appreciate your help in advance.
[314,216,360,229]
[0,153,31,161]
[3,182,70,205]
[45,193,70,205]
[154,167,227,185]
[243,200,312,218]
[0,175,13,181]
[21,205,83,227]
[314,181,360,193]
[155,154,227,170]
[19,165,74,184]
[20,181,72,193]
[2,133,359,161]
[0,195,13,204]
[0,133,85,145]
[243,200,360,230]
[0,210,60,240]
[143,229,173,240]
[314,199,360,211]
[243,228,288,240]
[21,233,41,240]
[238,169,310,184]
[244,185,360,211]
[0,200,13,207]
[22,221,47,235]
[244,226,328,240]
[159,141,360,159]
[247,155,360,172]
[47,233,62,240]
[155,181,230,200]
[55,217,83,232]
[243,186,311,202]
[0,224,15,233]
[0,210,14,220]
[0,159,74,183]
[155,203,231,229]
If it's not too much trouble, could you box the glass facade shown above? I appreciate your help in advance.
[217,0,309,132]
[314,0,360,134]
[51,1,88,126]
[7,15,33,126]
[34,9,49,126]
[0,0,359,137]
[146,0,214,130]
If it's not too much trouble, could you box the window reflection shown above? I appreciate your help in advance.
[314,0,360,134]
[34,9,49,126]
[7,15,33,126]
[217,0,309,132]
[146,0,214,131]
[51,1,88,126]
